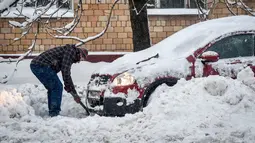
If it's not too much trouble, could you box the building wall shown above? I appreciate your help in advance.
[0,0,254,54]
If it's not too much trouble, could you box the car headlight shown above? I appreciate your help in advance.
[112,72,135,86]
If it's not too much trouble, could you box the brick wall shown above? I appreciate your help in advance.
[209,0,255,19]
[149,15,199,45]
[0,0,254,54]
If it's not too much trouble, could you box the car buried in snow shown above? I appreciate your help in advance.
[85,15,255,116]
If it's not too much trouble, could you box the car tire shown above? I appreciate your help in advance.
[142,78,178,107]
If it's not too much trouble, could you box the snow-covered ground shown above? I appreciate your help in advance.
[1,60,255,143]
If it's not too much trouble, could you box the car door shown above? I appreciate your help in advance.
[200,33,255,78]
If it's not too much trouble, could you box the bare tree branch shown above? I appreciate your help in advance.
[0,0,62,84]
[130,0,150,15]
[0,23,32,48]
[196,0,254,21]
[46,0,121,48]
[45,0,82,36]
[0,58,17,63]
[0,0,120,83]
[75,0,120,47]
[0,0,19,14]
[238,0,255,16]
[224,0,238,15]
[1,33,37,84]
[44,0,69,20]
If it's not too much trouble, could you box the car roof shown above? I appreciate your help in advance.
[99,15,255,74]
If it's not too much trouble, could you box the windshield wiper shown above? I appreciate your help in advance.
[136,53,159,65]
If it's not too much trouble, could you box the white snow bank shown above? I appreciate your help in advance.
[0,83,90,119]
[1,74,255,142]
[0,89,34,121]
[1,60,255,142]
[144,75,255,142]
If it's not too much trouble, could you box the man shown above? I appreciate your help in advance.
[30,44,88,117]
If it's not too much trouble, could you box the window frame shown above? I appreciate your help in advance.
[0,0,74,18]
[147,0,208,16]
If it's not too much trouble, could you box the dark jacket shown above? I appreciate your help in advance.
[31,44,80,93]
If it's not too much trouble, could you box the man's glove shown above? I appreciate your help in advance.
[70,91,81,103]
[73,95,81,103]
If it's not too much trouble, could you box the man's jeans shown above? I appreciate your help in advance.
[30,64,63,116]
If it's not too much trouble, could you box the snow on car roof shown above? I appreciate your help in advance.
[99,15,255,74]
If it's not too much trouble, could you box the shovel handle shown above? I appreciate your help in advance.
[79,101,90,115]
[70,92,90,115]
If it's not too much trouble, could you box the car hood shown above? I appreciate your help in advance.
[98,55,190,81]
[99,53,164,74]
[89,57,190,90]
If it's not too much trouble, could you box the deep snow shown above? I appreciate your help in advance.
[0,60,255,143]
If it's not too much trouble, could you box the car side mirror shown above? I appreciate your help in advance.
[199,51,219,62]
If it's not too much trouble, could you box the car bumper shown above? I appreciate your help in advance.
[86,92,142,116]
[103,97,142,116]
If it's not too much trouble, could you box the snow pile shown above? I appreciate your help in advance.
[144,75,255,142]
[1,73,255,142]
[1,59,255,142]
[0,88,34,121]
[237,66,255,90]
[15,83,88,118]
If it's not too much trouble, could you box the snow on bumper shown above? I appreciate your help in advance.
[86,88,143,116]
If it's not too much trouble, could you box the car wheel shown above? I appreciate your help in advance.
[142,78,178,107]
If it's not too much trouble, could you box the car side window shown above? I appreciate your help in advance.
[207,34,254,59]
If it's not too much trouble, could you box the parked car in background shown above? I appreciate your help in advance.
[85,15,255,116]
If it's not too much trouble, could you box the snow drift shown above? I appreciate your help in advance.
[1,70,255,142]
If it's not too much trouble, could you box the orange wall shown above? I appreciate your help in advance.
[0,0,254,54]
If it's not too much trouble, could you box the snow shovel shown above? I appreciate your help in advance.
[70,91,90,115]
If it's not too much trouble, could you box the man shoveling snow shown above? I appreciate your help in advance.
[30,44,88,117]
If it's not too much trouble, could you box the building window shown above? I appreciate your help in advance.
[1,0,73,18]
[148,0,206,9]
[22,0,71,9]
[147,0,208,15]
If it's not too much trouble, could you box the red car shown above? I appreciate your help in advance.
[86,15,255,116]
